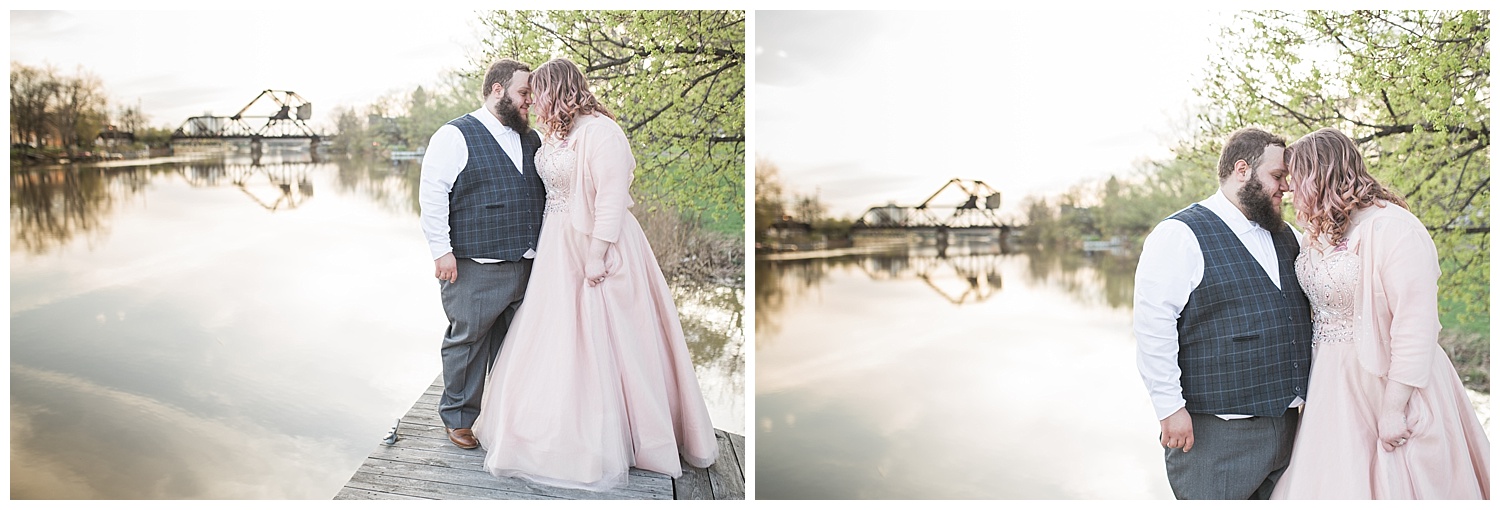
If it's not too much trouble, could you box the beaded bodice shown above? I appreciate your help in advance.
[537,139,577,215]
[1295,243,1359,345]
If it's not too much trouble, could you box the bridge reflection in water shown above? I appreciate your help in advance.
[753,235,1163,499]
[180,152,316,212]
[854,241,1006,306]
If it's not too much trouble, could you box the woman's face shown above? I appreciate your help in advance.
[527,79,549,120]
[1286,154,1318,223]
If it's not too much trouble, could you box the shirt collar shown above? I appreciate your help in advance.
[1203,189,1264,235]
[470,107,518,136]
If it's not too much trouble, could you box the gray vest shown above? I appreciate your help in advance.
[446,114,544,261]
[1170,204,1312,416]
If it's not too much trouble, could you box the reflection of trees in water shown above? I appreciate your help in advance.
[330,155,422,216]
[754,257,852,345]
[10,166,165,255]
[756,242,1140,342]
[675,284,745,398]
[1021,245,1138,309]
[754,246,1011,342]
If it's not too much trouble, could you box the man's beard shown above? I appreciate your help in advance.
[1239,176,1286,233]
[492,95,529,132]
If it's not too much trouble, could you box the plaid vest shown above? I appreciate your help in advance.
[1171,204,1312,416]
[447,114,544,261]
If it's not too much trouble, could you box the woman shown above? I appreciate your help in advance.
[471,58,718,491]
[1270,128,1489,499]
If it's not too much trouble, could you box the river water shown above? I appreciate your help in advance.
[9,150,745,499]
[753,238,1490,499]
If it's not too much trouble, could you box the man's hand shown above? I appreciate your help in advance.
[435,253,457,283]
[1160,408,1195,452]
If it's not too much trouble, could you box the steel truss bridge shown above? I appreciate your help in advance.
[853,178,1011,231]
[172,90,325,144]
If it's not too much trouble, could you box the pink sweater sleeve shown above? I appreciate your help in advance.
[581,119,636,244]
[1373,215,1441,388]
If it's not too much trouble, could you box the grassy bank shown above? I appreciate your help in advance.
[1440,298,1489,394]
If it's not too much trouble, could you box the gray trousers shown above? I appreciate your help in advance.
[1164,410,1299,500]
[437,257,531,429]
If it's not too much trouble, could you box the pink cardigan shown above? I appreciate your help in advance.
[559,113,637,244]
[1334,202,1442,388]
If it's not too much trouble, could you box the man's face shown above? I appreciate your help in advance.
[1238,145,1291,232]
[1253,145,1290,204]
[507,70,532,111]
[492,70,532,131]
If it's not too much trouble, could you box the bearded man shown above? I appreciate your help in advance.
[417,58,545,450]
[1133,127,1314,499]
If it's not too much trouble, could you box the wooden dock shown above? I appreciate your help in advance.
[334,376,745,500]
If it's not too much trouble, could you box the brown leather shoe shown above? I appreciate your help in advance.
[446,427,478,449]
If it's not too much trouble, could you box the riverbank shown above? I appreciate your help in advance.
[86,153,223,169]
[755,241,907,261]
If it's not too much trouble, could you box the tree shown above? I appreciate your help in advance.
[116,100,146,134]
[396,71,482,152]
[10,62,59,147]
[1199,10,1489,321]
[754,157,786,243]
[476,10,745,234]
[51,66,108,152]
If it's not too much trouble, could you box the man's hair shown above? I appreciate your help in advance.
[481,58,531,100]
[1217,127,1287,181]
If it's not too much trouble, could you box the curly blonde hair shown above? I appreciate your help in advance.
[1287,128,1407,247]
[528,58,615,140]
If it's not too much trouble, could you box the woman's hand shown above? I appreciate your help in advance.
[1377,380,1416,452]
[585,239,613,287]
[586,256,608,287]
[1377,410,1410,452]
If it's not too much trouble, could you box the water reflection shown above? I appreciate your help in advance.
[10,165,161,255]
[180,159,316,212]
[754,244,1168,499]
[10,152,744,499]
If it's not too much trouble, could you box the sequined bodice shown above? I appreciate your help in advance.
[537,140,577,214]
[1295,246,1359,344]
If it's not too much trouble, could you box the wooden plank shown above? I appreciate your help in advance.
[332,486,431,500]
[674,463,715,500]
[730,431,746,472]
[708,430,747,500]
[366,439,671,487]
[354,457,669,500]
[343,470,558,500]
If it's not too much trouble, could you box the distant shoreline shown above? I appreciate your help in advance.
[756,243,906,261]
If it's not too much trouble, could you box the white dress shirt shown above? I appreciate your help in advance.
[418,107,534,262]
[1134,190,1304,421]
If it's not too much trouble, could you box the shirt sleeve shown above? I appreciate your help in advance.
[1133,219,1203,420]
[583,120,636,244]
[418,124,466,260]
[1374,216,1441,388]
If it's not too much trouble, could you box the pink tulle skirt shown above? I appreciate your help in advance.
[1272,341,1489,499]
[472,211,718,491]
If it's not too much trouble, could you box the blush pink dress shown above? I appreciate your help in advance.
[471,113,718,491]
[1271,205,1489,499]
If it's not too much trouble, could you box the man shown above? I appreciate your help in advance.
[418,58,544,450]
[1133,127,1313,499]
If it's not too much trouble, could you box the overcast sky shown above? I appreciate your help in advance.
[756,10,1230,220]
[10,9,489,134]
